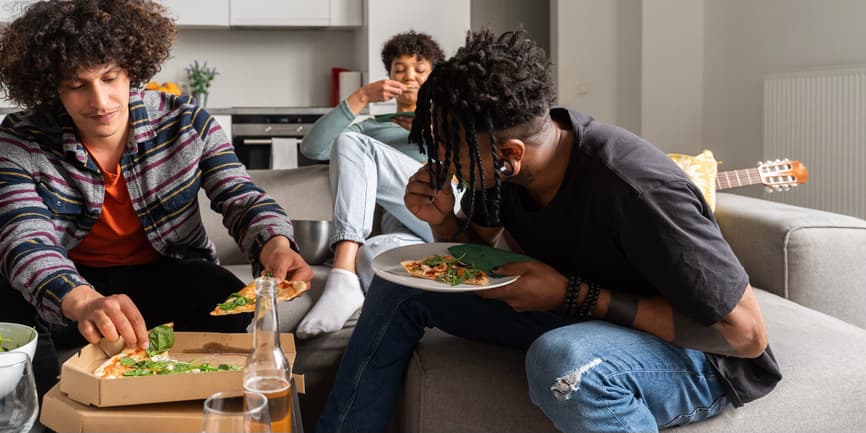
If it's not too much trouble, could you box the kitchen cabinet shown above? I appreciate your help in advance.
[160,0,230,28]
[230,0,329,27]
[330,0,362,27]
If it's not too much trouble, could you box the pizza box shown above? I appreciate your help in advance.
[60,331,297,407]
[41,376,305,433]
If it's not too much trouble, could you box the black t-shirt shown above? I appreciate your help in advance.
[462,108,781,406]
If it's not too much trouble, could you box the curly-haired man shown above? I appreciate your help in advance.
[296,31,449,339]
[0,0,312,397]
[316,29,781,433]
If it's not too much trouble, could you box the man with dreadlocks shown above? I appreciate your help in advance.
[316,29,781,433]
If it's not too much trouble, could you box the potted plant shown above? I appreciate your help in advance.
[185,60,218,107]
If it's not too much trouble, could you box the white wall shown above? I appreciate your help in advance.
[641,0,703,154]
[703,0,866,181]
[616,0,642,134]
[152,29,359,108]
[552,0,619,125]
[365,0,470,83]
[471,0,550,56]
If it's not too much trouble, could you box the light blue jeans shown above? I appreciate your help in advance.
[328,132,433,246]
[527,321,729,432]
[316,278,729,433]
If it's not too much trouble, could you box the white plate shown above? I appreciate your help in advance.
[371,242,519,292]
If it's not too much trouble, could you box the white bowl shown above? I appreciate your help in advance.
[0,322,37,361]
[0,323,37,398]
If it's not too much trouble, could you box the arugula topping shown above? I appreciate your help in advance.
[218,292,250,311]
[147,324,175,357]
[422,255,451,267]
[420,255,483,286]
[120,358,239,377]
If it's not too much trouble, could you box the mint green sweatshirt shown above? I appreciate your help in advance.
[299,100,426,163]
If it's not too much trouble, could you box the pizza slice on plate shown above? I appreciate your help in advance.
[210,279,309,316]
[400,255,490,286]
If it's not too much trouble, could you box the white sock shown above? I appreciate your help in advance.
[296,268,364,339]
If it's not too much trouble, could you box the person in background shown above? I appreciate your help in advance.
[315,29,781,433]
[296,31,446,339]
[0,0,312,398]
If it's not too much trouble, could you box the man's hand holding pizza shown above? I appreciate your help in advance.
[259,235,314,286]
[61,285,149,349]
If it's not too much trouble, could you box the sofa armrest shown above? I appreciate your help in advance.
[715,192,866,328]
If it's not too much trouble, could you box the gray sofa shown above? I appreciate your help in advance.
[202,165,866,433]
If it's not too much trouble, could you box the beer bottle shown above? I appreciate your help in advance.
[244,275,293,432]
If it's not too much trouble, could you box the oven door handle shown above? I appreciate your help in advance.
[242,138,273,145]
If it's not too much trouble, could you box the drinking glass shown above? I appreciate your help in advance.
[0,352,39,433]
[201,391,271,433]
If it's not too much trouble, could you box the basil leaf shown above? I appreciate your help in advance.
[119,357,137,366]
[147,325,175,356]
[218,293,251,310]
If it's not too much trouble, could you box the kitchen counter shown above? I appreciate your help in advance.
[220,106,334,115]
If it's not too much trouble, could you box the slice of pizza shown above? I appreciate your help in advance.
[94,323,174,379]
[93,323,241,378]
[210,279,309,316]
[400,255,490,286]
[93,346,154,379]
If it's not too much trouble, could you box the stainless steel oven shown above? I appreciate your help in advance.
[231,107,330,170]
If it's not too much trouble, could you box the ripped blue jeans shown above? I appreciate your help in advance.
[315,277,728,433]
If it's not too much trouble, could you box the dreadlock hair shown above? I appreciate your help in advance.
[409,28,555,230]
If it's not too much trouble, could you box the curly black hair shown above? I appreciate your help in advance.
[0,0,175,113]
[381,30,445,74]
[409,28,555,229]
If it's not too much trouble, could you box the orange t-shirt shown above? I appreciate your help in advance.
[68,159,161,268]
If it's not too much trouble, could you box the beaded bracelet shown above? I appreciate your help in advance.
[576,281,601,321]
[561,274,601,322]
[561,274,581,319]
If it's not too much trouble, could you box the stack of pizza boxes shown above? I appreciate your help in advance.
[40,332,301,433]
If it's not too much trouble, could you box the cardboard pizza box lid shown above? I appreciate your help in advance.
[60,332,298,407]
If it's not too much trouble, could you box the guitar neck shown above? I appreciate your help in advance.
[716,168,762,190]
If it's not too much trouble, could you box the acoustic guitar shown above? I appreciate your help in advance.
[716,159,809,192]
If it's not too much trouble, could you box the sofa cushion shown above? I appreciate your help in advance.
[402,288,866,433]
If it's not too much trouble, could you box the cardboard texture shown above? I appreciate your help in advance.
[60,332,297,407]
[41,375,304,433]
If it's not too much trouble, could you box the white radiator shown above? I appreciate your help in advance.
[764,67,866,219]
